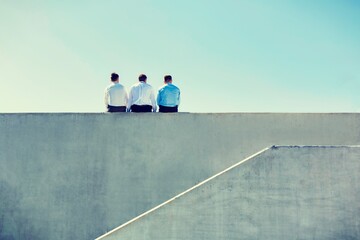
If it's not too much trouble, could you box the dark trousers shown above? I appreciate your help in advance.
[107,105,126,113]
[130,105,153,112]
[159,105,178,113]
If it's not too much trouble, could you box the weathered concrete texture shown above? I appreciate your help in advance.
[100,146,360,240]
[1,113,360,239]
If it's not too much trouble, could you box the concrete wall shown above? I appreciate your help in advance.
[1,113,360,239]
[100,146,360,240]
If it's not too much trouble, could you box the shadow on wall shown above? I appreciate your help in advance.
[0,181,44,240]
[332,227,359,240]
[331,234,358,240]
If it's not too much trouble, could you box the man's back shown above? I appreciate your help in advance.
[105,83,128,107]
[127,81,157,112]
[157,83,180,107]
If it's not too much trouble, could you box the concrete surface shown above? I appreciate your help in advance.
[99,146,360,240]
[1,113,360,239]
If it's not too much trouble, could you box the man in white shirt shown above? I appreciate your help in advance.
[104,73,128,112]
[127,74,157,112]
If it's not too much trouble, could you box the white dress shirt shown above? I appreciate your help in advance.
[127,81,157,112]
[104,82,128,107]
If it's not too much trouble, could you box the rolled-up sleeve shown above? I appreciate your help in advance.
[177,89,180,106]
[104,88,109,107]
[151,89,157,112]
[124,88,129,109]
[127,87,133,111]
[156,89,161,106]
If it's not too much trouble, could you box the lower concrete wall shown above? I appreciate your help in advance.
[0,113,360,239]
[100,146,360,240]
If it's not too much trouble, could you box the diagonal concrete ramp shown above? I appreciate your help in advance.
[98,146,360,240]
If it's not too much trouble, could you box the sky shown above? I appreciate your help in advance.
[0,0,359,113]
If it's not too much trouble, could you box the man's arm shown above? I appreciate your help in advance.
[150,88,157,112]
[104,88,109,108]
[127,87,132,112]
[156,89,161,107]
[177,89,181,106]
[124,88,129,110]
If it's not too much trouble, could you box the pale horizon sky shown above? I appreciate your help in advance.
[1,0,359,113]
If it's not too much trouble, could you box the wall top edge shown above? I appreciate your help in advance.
[0,112,359,115]
[272,145,360,149]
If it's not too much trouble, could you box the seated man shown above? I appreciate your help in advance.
[127,74,157,112]
[104,73,128,112]
[157,75,180,113]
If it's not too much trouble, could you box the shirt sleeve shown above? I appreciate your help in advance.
[124,88,129,109]
[150,88,157,112]
[104,88,109,107]
[127,87,132,111]
[177,89,181,106]
[156,89,161,107]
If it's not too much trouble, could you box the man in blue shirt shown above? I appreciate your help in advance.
[157,75,180,113]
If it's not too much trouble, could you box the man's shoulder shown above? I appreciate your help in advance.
[158,84,167,91]
[105,84,113,91]
[130,82,139,89]
[116,83,125,89]
[168,84,180,92]
[172,84,180,90]
[144,83,154,91]
[110,83,126,89]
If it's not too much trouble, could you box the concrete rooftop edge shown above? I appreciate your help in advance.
[272,145,360,149]
[1,112,360,115]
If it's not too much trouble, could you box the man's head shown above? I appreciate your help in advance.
[139,74,147,82]
[164,75,172,84]
[111,73,119,82]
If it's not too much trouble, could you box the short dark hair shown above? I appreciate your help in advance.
[164,75,172,82]
[139,74,147,82]
[111,73,119,81]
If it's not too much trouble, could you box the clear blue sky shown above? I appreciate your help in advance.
[1,0,359,112]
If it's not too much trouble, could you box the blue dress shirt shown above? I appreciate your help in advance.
[157,83,180,107]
